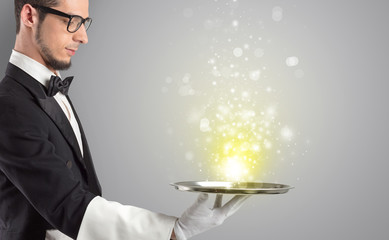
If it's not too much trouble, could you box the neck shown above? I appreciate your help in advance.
[14,32,57,75]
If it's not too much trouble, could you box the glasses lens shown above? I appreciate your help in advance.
[68,16,82,33]
[67,16,92,33]
[84,18,92,31]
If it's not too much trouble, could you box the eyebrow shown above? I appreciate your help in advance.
[62,10,90,18]
[49,6,89,19]
[67,12,90,18]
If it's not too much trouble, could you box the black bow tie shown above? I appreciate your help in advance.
[47,75,74,97]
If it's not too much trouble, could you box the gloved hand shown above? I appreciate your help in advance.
[173,193,250,240]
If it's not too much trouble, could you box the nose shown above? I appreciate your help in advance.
[73,24,89,44]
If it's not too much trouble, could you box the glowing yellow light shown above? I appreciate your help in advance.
[196,93,285,181]
[224,156,247,181]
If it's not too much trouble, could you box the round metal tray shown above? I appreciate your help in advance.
[171,181,293,195]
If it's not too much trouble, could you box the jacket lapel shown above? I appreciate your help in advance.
[5,63,86,168]
[38,97,85,166]
[67,97,102,196]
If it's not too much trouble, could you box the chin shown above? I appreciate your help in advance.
[53,60,72,71]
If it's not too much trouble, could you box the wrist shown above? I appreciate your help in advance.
[173,220,187,240]
[170,229,176,240]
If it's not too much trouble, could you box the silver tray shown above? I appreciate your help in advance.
[171,181,293,195]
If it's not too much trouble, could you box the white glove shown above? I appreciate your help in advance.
[174,193,250,240]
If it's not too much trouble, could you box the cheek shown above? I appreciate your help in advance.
[41,24,69,54]
[50,34,70,57]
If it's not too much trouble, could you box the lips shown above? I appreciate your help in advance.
[65,48,77,56]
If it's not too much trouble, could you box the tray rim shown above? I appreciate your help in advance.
[171,181,294,195]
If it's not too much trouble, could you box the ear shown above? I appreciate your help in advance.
[20,4,39,30]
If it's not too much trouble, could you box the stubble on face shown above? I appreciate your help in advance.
[35,21,72,71]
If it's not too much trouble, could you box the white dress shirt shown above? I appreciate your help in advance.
[9,50,177,240]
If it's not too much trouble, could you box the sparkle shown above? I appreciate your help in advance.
[281,126,293,141]
[272,6,283,22]
[267,107,276,116]
[200,118,212,132]
[252,144,260,151]
[182,73,191,83]
[208,58,216,65]
[286,56,299,67]
[165,77,173,84]
[242,91,249,98]
[249,70,261,81]
[185,151,194,161]
[233,48,243,57]
[179,85,195,96]
[264,139,272,149]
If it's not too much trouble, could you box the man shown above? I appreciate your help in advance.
[0,0,249,239]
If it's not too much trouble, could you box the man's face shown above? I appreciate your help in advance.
[34,0,89,71]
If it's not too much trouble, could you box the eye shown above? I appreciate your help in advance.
[68,20,76,27]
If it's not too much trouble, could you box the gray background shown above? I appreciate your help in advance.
[1,0,388,239]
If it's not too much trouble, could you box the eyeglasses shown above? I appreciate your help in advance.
[32,5,92,33]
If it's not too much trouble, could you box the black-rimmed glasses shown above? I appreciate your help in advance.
[33,5,92,33]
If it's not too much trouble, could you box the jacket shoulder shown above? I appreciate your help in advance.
[0,75,34,99]
[0,78,48,131]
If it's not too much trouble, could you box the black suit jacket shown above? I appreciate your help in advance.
[0,63,102,239]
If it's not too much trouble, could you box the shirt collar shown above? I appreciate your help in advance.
[9,49,61,89]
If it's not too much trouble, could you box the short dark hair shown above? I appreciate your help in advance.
[14,0,59,33]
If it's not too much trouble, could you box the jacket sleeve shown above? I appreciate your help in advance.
[0,97,96,238]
